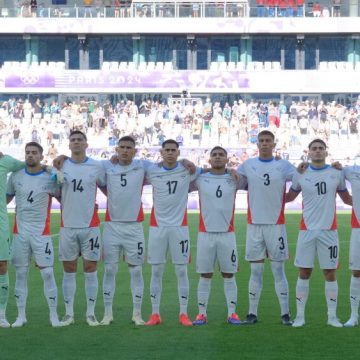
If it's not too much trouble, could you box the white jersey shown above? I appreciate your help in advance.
[102,159,151,222]
[343,166,360,228]
[237,157,295,224]
[60,157,106,228]
[146,162,200,227]
[291,165,346,230]
[7,169,59,235]
[195,172,241,233]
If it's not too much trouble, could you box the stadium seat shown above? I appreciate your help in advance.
[102,61,111,70]
[56,62,66,70]
[147,61,156,70]
[227,61,236,70]
[210,62,219,71]
[119,61,128,70]
[272,61,281,70]
[164,61,173,70]
[138,62,147,71]
[236,62,245,70]
[246,62,256,71]
[355,62,360,71]
[48,61,57,68]
[255,61,264,70]
[1,8,9,17]
[155,62,164,70]
[327,61,337,70]
[345,62,354,71]
[127,62,136,70]
[110,61,119,70]
[219,62,227,71]
[40,61,48,68]
[19,62,29,69]
[264,61,272,70]
[319,61,328,70]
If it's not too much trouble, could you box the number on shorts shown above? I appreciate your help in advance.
[166,180,178,194]
[315,181,326,195]
[120,174,127,187]
[27,191,34,204]
[45,242,51,255]
[137,242,143,255]
[216,185,222,198]
[263,173,270,186]
[180,239,189,254]
[72,179,84,192]
[231,250,237,263]
[89,237,100,251]
[328,245,338,259]
[278,236,285,250]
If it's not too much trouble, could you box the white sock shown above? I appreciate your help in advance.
[85,271,98,317]
[102,263,118,317]
[62,272,76,317]
[197,277,211,316]
[325,280,338,318]
[129,265,144,314]
[248,263,264,316]
[271,261,290,316]
[150,264,165,314]
[350,276,360,319]
[224,277,237,316]
[14,267,29,320]
[40,267,58,320]
[175,264,189,315]
[295,278,309,318]
[0,273,9,316]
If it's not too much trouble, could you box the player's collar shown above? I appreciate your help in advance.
[25,168,46,176]
[69,156,89,164]
[309,164,330,171]
[162,162,179,171]
[258,156,274,163]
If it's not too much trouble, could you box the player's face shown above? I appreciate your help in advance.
[257,135,276,158]
[69,134,88,155]
[309,142,327,164]
[116,141,136,165]
[160,143,180,166]
[209,149,228,170]
[25,146,43,167]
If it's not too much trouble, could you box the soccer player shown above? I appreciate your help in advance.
[286,139,351,327]
[340,163,360,327]
[6,142,61,327]
[192,146,245,326]
[145,139,200,326]
[100,136,150,326]
[237,130,294,325]
[0,155,25,328]
[58,130,106,326]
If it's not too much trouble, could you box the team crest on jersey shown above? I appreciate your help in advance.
[15,181,23,188]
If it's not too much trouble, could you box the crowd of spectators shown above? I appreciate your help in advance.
[0,95,359,167]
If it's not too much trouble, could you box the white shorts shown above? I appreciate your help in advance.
[59,227,101,262]
[245,224,288,261]
[11,234,54,267]
[103,222,145,265]
[196,232,238,274]
[295,230,339,269]
[148,226,190,265]
[349,228,360,270]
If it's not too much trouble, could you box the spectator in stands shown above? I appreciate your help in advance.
[296,0,304,17]
[333,0,341,17]
[278,0,287,17]
[30,0,37,17]
[256,0,266,17]
[312,1,321,17]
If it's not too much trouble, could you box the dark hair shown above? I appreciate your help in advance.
[308,138,327,149]
[118,136,136,146]
[210,146,227,156]
[25,141,43,154]
[69,130,87,141]
[258,130,275,141]
[162,139,179,149]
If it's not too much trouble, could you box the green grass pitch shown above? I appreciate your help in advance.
[1,212,360,360]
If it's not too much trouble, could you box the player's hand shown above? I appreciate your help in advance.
[275,154,282,160]
[53,155,68,170]
[110,154,119,164]
[331,161,343,170]
[228,168,241,182]
[297,161,309,174]
[181,159,196,174]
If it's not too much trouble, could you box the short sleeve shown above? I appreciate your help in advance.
[6,173,15,196]
[290,172,302,192]
[0,155,25,173]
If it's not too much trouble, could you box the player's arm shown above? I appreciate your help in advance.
[0,155,25,173]
[285,188,301,203]
[6,194,14,204]
[6,173,15,204]
[337,189,352,206]
[52,155,69,170]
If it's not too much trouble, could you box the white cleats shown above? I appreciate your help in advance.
[50,317,62,328]
[292,317,305,328]
[100,315,113,326]
[60,314,75,326]
[327,317,343,328]
[12,317,27,328]
[86,315,99,327]
[344,318,358,328]
[132,313,145,325]
[0,317,10,328]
